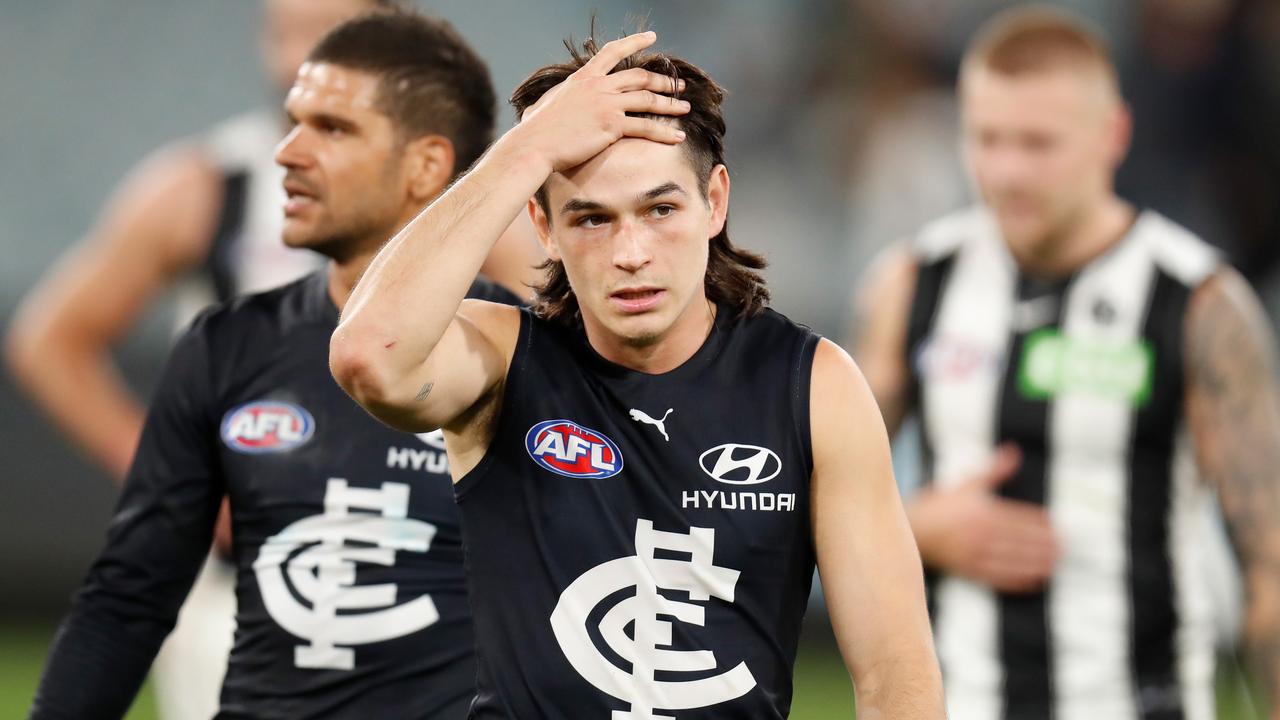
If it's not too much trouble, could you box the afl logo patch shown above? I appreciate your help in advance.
[221,401,315,454]
[525,419,623,479]
[699,444,781,485]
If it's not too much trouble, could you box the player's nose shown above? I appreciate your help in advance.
[274,125,313,170]
[612,221,653,272]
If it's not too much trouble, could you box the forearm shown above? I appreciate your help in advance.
[825,541,945,720]
[6,332,143,480]
[334,132,549,388]
[1185,270,1280,712]
[851,650,947,720]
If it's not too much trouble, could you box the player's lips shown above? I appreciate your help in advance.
[283,180,321,217]
[609,286,665,313]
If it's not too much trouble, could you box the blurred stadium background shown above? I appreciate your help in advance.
[1,0,1276,716]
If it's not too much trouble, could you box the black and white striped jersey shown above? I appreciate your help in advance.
[904,207,1220,720]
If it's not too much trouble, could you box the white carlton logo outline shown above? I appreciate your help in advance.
[698,444,782,485]
[550,519,756,719]
[253,479,439,670]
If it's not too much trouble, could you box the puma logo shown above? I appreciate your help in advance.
[629,408,673,442]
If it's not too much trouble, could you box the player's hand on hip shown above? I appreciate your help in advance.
[910,444,1059,593]
[514,32,689,173]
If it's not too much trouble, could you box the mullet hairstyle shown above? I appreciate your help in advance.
[962,4,1120,92]
[510,34,769,325]
[307,8,497,176]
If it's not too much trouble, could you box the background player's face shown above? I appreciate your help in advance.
[275,63,410,258]
[961,64,1128,263]
[535,138,730,347]
[260,0,378,97]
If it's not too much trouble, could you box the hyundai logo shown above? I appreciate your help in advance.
[698,444,781,485]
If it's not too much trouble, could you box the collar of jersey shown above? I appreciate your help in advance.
[570,301,734,383]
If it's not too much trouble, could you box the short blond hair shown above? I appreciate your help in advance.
[961,4,1119,93]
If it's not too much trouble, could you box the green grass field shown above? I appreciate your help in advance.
[0,620,1262,719]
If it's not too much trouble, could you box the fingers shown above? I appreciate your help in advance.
[609,67,685,95]
[966,442,1024,491]
[619,116,686,145]
[993,443,1023,477]
[973,501,1058,592]
[617,89,690,117]
[582,32,658,75]
[973,533,1056,592]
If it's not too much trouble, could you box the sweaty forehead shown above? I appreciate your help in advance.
[287,62,382,113]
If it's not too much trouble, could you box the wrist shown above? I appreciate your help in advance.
[489,125,555,185]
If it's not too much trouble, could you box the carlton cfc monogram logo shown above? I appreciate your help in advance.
[550,519,757,718]
[253,479,439,670]
[526,419,624,479]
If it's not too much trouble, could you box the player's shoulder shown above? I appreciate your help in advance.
[908,205,994,263]
[457,294,525,354]
[465,275,525,307]
[184,271,326,345]
[1132,210,1220,288]
[747,305,818,339]
[729,305,823,365]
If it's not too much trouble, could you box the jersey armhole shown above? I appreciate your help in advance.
[792,330,822,483]
[453,308,533,499]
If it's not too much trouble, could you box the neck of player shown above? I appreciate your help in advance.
[583,294,717,374]
[326,206,428,312]
[1011,195,1136,279]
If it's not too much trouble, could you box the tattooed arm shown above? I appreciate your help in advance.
[1185,267,1280,716]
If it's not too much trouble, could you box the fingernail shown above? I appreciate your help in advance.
[676,130,686,140]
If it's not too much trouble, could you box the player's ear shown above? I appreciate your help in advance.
[404,134,455,203]
[1106,102,1132,171]
[706,164,730,240]
[528,197,560,261]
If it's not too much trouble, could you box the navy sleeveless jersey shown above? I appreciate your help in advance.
[456,304,821,719]
[30,271,520,720]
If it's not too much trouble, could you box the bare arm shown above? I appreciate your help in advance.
[4,144,221,480]
[1185,268,1280,715]
[810,339,945,718]
[847,244,917,437]
[331,32,689,433]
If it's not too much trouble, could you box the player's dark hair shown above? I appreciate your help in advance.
[307,8,496,176]
[510,33,769,325]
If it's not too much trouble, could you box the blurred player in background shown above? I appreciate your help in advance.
[4,1,389,718]
[330,30,944,719]
[5,1,539,718]
[853,5,1280,719]
[28,9,523,719]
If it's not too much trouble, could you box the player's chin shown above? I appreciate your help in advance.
[607,312,668,347]
[281,223,324,250]
[996,213,1047,249]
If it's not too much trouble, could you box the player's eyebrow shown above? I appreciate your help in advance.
[559,182,687,216]
[638,182,686,202]
[311,112,358,132]
[560,198,605,215]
